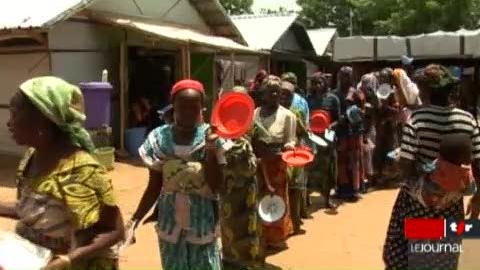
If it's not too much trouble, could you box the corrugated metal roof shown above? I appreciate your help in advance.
[0,0,94,30]
[98,13,262,53]
[307,28,337,56]
[189,0,247,45]
[231,14,298,50]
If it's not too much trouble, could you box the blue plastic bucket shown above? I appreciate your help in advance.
[125,127,147,157]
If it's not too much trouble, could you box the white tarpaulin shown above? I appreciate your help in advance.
[377,36,407,60]
[410,31,460,59]
[333,36,374,62]
[461,29,480,57]
[333,28,480,62]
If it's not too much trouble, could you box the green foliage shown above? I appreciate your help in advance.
[219,0,254,15]
[297,0,352,36]
[297,0,480,36]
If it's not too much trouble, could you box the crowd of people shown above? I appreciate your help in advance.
[128,57,480,270]
[0,57,480,270]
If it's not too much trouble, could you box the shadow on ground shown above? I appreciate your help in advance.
[115,151,145,169]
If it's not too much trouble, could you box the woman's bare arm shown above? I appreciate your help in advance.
[204,148,224,194]
[0,202,18,220]
[400,158,418,185]
[131,169,163,222]
[68,205,124,265]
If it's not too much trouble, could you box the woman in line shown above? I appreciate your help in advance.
[374,69,400,186]
[281,72,306,98]
[279,80,310,234]
[0,77,124,270]
[249,70,268,107]
[219,86,263,268]
[251,75,297,250]
[358,73,378,191]
[333,66,364,200]
[307,72,340,209]
[383,65,480,270]
[129,79,225,270]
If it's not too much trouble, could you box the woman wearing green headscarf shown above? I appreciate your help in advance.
[0,77,124,270]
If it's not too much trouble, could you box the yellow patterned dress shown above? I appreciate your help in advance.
[220,137,262,267]
[15,148,118,270]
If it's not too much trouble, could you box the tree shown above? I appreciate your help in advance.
[219,0,253,15]
[297,0,480,36]
[297,0,352,36]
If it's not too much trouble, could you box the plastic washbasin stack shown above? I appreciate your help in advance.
[80,78,115,171]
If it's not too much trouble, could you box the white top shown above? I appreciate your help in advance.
[254,105,297,148]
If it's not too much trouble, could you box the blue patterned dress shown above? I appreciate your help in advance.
[288,93,310,229]
[139,124,225,270]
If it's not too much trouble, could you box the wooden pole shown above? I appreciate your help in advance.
[267,55,271,74]
[180,46,185,78]
[47,34,53,74]
[181,45,190,78]
[186,43,191,78]
[119,41,127,151]
[230,52,235,86]
[213,52,218,102]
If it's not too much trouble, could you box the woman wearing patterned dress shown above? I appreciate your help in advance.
[251,75,297,250]
[334,66,365,200]
[130,79,225,270]
[218,86,262,268]
[279,80,310,233]
[307,72,340,209]
[383,65,480,270]
[0,77,124,270]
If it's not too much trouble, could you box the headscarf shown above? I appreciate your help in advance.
[281,72,298,85]
[171,79,205,97]
[338,66,353,78]
[360,73,378,92]
[262,75,282,90]
[280,81,295,93]
[415,64,459,92]
[393,68,421,106]
[20,76,95,152]
[254,69,268,84]
[337,66,354,88]
[311,72,328,86]
[250,70,268,92]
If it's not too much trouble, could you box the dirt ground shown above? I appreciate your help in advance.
[1,157,479,269]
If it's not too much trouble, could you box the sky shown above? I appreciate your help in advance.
[251,0,301,13]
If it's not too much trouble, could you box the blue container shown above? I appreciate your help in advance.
[125,127,147,157]
[80,82,112,129]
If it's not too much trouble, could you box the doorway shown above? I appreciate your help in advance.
[128,47,176,130]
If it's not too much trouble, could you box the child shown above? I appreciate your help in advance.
[413,133,476,209]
